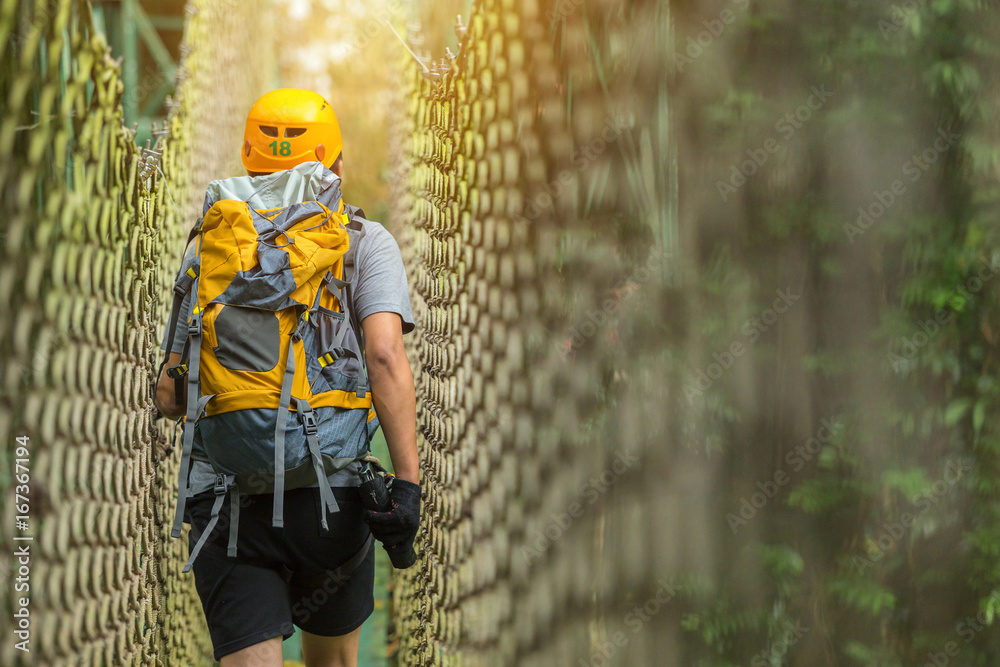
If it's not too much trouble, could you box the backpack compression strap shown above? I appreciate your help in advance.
[182,473,239,572]
[270,314,344,528]
[271,318,301,528]
[296,398,340,527]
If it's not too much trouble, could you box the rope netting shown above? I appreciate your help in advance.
[2,0,674,664]
[388,0,673,663]
[1,0,276,663]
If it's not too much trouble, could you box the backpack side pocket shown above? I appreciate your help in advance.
[208,305,281,372]
[304,307,360,394]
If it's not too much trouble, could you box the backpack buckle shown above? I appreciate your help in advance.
[213,474,229,495]
[175,266,198,295]
[299,408,318,435]
[292,316,309,342]
[188,314,202,336]
[166,363,188,379]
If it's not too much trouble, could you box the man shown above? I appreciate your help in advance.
[154,88,419,667]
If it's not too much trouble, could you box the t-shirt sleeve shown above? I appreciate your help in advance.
[352,224,415,334]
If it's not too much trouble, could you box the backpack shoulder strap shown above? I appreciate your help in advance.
[170,230,208,539]
[342,204,367,283]
[339,205,372,401]
[157,263,198,382]
[157,217,202,371]
[186,218,203,246]
[344,203,366,220]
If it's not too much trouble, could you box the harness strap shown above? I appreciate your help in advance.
[335,532,374,579]
[182,473,230,573]
[284,532,373,586]
[272,330,298,528]
[183,493,373,579]
[171,278,202,539]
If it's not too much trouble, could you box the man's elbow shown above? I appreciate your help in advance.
[155,382,183,420]
[366,343,409,377]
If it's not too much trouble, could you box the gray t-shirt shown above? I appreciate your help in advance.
[161,216,414,496]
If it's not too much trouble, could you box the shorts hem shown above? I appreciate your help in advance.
[213,622,295,661]
[296,599,375,638]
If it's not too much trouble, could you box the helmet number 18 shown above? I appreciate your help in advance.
[268,140,292,156]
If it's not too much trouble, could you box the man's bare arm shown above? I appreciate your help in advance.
[362,312,419,484]
[155,352,185,420]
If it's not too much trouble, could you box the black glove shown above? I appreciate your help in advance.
[363,478,420,569]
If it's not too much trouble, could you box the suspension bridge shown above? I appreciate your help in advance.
[1,0,673,664]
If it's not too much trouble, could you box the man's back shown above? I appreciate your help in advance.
[154,88,421,667]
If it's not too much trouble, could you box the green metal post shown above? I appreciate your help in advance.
[121,0,138,125]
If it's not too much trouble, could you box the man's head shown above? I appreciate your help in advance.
[242,88,343,177]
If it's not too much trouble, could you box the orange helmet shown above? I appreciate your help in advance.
[242,88,343,173]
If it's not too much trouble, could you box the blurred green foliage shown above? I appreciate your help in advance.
[667,0,1000,663]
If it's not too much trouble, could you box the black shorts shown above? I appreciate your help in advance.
[185,486,375,661]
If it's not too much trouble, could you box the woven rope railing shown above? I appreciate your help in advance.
[1,0,276,664]
[388,0,674,663]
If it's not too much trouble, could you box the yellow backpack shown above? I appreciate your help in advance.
[160,173,376,572]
